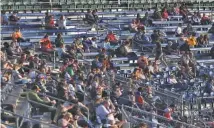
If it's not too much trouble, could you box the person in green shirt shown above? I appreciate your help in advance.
[27,85,56,123]
[55,33,64,48]
[66,64,74,77]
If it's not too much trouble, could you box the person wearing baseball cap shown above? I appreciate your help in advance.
[27,85,56,123]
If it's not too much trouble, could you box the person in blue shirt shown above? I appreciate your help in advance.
[133,26,150,46]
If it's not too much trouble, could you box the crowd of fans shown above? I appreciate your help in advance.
[1,2,214,128]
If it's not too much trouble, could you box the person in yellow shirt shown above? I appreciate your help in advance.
[11,28,29,43]
[186,32,197,47]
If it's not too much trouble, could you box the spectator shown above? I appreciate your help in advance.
[13,64,29,84]
[106,31,119,46]
[55,33,64,48]
[151,30,160,43]
[57,44,72,59]
[8,11,20,24]
[84,9,96,26]
[133,26,150,45]
[91,37,98,49]
[186,32,197,47]
[74,38,84,53]
[175,23,183,37]
[92,9,99,24]
[57,15,66,29]
[164,41,177,55]
[141,12,152,26]
[153,8,162,20]
[208,23,214,33]
[11,28,27,43]
[45,12,51,26]
[197,34,208,47]
[137,53,149,70]
[173,3,180,15]
[201,13,211,25]
[183,23,194,36]
[191,12,201,25]
[138,122,148,128]
[39,34,53,52]
[58,112,75,127]
[211,44,214,59]
[96,100,125,127]
[136,13,142,21]
[154,42,167,67]
[130,19,142,32]
[162,8,169,20]
[1,11,8,25]
[163,104,175,120]
[27,85,56,123]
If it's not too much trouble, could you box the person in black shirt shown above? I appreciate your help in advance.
[211,44,214,59]
[155,42,167,67]
[8,12,20,24]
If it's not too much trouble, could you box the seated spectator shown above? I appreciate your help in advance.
[48,15,55,28]
[27,85,56,123]
[84,9,96,26]
[12,28,28,43]
[191,12,201,25]
[13,64,29,84]
[130,19,142,32]
[197,34,208,47]
[211,44,214,59]
[153,8,162,20]
[8,11,20,24]
[55,33,64,48]
[141,12,152,26]
[151,30,160,43]
[74,38,84,54]
[162,8,169,20]
[201,13,211,25]
[163,104,175,120]
[57,15,66,29]
[186,32,197,47]
[183,23,194,36]
[137,53,149,70]
[2,42,14,59]
[208,23,214,34]
[1,11,8,25]
[58,112,75,127]
[57,44,72,59]
[91,37,98,49]
[175,23,183,37]
[40,34,53,52]
[96,100,125,128]
[133,26,150,45]
[173,3,180,15]
[136,13,142,21]
[106,31,119,46]
[115,40,132,57]
[164,41,177,55]
[180,4,189,22]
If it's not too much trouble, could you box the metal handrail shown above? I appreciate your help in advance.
[121,105,199,128]
[1,109,60,128]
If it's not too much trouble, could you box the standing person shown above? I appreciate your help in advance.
[55,33,64,48]
[154,42,167,67]
[1,11,8,25]
[57,15,66,29]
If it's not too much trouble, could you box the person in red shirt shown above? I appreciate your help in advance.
[201,13,211,25]
[40,34,53,52]
[106,31,118,46]
[162,8,169,20]
[163,104,175,120]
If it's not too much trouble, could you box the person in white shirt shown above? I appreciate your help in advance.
[57,15,66,29]
[175,23,182,37]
